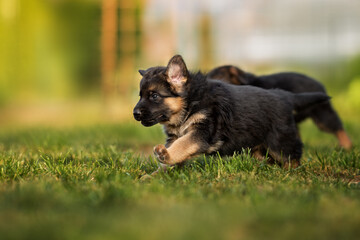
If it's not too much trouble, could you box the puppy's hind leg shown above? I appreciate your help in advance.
[267,137,303,169]
[335,130,352,150]
[268,150,301,169]
[252,145,276,165]
[309,102,352,150]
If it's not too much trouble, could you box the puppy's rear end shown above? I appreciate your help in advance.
[224,85,330,167]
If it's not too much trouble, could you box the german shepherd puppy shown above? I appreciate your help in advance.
[133,55,329,168]
[207,65,352,150]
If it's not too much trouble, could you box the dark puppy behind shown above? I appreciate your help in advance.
[133,55,330,168]
[207,65,352,149]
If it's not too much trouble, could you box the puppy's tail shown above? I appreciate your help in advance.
[293,92,330,111]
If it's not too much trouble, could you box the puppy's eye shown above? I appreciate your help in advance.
[150,92,160,100]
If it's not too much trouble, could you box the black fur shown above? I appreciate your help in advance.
[134,55,330,167]
[207,65,349,138]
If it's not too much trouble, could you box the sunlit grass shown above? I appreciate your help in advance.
[0,122,359,240]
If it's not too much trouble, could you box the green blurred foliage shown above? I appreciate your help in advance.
[348,77,360,107]
[329,55,360,92]
[290,54,360,95]
[343,77,360,113]
[49,0,101,92]
[0,0,359,113]
[0,0,101,105]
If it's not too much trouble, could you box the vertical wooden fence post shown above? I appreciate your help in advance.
[101,0,117,99]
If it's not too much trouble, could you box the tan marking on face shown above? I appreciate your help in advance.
[163,97,186,126]
[146,85,169,97]
[166,131,201,165]
[164,97,184,113]
[147,85,156,92]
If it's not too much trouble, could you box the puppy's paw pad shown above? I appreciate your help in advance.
[153,144,170,163]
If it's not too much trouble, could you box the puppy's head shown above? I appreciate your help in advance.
[133,55,189,127]
[207,65,248,85]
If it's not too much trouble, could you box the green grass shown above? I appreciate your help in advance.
[0,121,359,240]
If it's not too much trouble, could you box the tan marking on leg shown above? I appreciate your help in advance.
[251,146,277,165]
[336,130,352,150]
[268,149,284,164]
[283,160,300,169]
[268,149,300,168]
[207,140,224,154]
[252,145,266,161]
[167,133,201,164]
[154,144,170,163]
[154,132,201,165]
[252,149,266,161]
[180,111,207,135]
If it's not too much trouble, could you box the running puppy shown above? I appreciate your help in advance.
[207,65,352,149]
[133,55,329,167]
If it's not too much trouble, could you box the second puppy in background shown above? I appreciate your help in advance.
[207,65,352,150]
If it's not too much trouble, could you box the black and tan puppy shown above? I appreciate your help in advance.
[207,65,352,149]
[133,55,329,168]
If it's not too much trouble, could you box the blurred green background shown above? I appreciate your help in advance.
[0,2,360,239]
[0,0,360,127]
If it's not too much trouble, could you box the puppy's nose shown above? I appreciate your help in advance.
[133,108,142,120]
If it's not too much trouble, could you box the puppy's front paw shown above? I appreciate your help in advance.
[154,144,171,164]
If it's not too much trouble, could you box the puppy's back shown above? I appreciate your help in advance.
[257,72,326,93]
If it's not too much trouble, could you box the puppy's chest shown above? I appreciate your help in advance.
[164,111,208,138]
[164,122,191,139]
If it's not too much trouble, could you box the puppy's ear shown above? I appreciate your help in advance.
[138,69,146,76]
[165,55,189,90]
[229,66,249,85]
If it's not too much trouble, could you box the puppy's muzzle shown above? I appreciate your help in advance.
[133,108,142,121]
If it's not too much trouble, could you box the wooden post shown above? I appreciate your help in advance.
[101,0,117,99]
[118,0,137,96]
[199,14,213,70]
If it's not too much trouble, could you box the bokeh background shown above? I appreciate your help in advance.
[1,0,360,128]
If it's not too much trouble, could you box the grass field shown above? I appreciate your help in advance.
[0,120,359,240]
